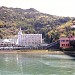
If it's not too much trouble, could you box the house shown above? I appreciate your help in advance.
[0,39,17,47]
[59,34,74,49]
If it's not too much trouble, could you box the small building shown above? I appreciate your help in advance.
[0,39,17,47]
[59,34,74,49]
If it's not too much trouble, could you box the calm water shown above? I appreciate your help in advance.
[0,53,75,75]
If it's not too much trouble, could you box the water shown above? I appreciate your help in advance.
[0,53,75,75]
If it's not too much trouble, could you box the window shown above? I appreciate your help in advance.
[62,44,65,46]
[61,40,65,42]
[66,40,69,42]
[28,42,30,44]
[25,42,27,44]
[32,42,34,44]
[35,42,37,44]
[68,44,70,46]
[65,44,70,46]
[71,36,73,38]
[66,44,68,46]
[62,44,63,46]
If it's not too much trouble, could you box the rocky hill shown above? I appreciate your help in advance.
[0,6,74,39]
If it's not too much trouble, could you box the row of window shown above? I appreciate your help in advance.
[61,44,70,46]
[21,39,41,41]
[61,40,69,42]
[21,36,41,39]
[0,44,14,46]
[21,42,41,44]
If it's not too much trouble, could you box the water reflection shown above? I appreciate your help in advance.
[0,53,75,75]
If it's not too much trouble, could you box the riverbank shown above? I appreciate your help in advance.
[0,50,64,54]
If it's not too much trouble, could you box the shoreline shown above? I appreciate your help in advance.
[0,50,64,54]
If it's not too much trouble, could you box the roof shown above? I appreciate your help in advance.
[0,39,16,43]
[3,39,10,42]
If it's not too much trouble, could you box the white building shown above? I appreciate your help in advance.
[0,39,17,47]
[18,28,42,47]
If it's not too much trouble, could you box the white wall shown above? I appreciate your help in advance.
[18,34,42,46]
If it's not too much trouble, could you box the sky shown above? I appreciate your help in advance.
[0,0,75,17]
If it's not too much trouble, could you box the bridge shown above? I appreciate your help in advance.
[47,40,60,50]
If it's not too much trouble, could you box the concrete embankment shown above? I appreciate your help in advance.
[0,50,64,54]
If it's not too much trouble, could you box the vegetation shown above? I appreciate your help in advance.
[0,6,75,43]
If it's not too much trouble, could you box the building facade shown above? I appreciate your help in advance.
[59,34,74,49]
[18,28,42,47]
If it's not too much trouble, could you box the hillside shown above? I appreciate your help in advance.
[0,6,74,40]
[48,20,73,37]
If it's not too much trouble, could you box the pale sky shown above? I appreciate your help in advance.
[0,0,75,17]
